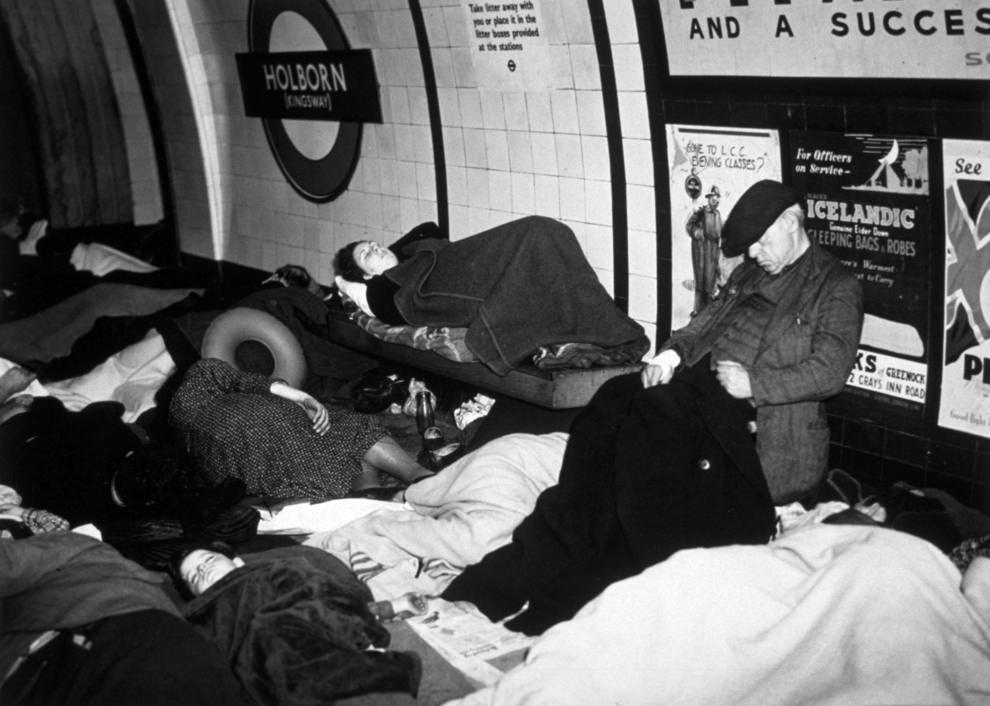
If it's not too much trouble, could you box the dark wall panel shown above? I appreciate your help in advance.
[0,0,132,228]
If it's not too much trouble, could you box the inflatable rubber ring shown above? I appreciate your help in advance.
[201,307,307,387]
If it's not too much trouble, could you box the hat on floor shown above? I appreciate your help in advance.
[721,180,803,257]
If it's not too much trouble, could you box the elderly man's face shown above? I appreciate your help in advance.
[180,549,244,596]
[746,211,804,275]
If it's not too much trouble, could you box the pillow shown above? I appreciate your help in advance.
[334,276,373,317]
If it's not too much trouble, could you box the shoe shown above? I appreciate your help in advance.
[347,487,404,502]
[422,425,445,451]
[417,442,464,472]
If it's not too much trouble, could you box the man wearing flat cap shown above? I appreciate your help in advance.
[443,179,864,636]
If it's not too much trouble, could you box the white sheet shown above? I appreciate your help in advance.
[0,358,50,398]
[68,241,158,276]
[255,497,404,535]
[449,524,990,706]
[306,432,567,601]
[44,328,174,423]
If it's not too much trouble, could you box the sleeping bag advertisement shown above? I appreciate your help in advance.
[939,139,990,439]
[665,124,782,330]
[790,131,931,414]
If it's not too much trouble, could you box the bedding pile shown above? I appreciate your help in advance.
[344,306,650,370]
[446,523,990,705]
[0,283,199,363]
[305,432,568,600]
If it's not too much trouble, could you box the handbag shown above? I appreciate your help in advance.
[351,370,409,413]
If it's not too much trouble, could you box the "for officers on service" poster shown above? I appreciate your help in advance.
[791,131,931,415]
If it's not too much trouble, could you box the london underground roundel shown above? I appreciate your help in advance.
[246,0,367,202]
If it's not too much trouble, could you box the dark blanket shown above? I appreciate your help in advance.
[0,533,178,674]
[385,216,647,375]
[183,545,420,706]
[0,283,200,364]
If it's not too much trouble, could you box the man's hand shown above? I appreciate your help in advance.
[714,360,753,400]
[641,349,681,387]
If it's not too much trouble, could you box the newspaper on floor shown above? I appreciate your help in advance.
[405,597,533,687]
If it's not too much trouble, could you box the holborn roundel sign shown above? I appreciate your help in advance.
[237,0,382,202]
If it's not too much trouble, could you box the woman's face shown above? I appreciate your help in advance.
[180,549,244,596]
[352,241,398,277]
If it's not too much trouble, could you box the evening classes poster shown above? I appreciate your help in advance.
[791,131,931,413]
[666,125,782,331]
[940,139,990,438]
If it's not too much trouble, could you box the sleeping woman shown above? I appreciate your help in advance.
[169,358,433,500]
[333,216,649,375]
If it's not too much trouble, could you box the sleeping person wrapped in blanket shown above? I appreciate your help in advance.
[334,216,649,375]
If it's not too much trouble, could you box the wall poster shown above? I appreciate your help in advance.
[790,131,931,413]
[665,124,781,331]
[939,139,990,439]
[657,0,990,80]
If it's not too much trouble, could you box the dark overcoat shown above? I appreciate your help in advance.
[664,240,864,502]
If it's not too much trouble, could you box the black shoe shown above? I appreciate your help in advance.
[346,487,403,502]
[419,442,464,471]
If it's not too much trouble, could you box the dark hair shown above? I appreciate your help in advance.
[271,264,314,289]
[167,540,237,600]
[333,241,366,282]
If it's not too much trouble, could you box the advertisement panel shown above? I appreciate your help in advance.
[665,125,781,331]
[658,1,990,80]
[939,139,990,438]
[791,131,931,412]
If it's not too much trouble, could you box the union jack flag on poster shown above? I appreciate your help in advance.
[940,139,990,438]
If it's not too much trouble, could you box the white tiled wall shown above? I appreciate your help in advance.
[138,0,658,349]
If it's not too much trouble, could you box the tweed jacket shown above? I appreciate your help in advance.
[663,241,863,502]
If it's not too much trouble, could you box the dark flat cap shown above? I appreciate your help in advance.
[721,180,803,257]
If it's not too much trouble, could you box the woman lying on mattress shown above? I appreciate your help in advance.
[333,216,649,375]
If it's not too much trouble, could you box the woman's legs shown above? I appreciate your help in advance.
[356,435,433,487]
